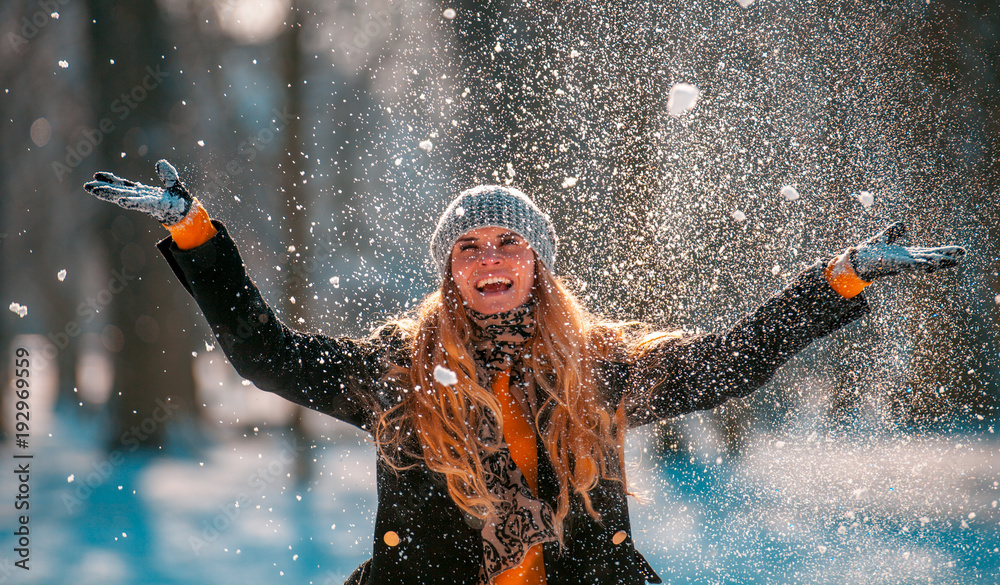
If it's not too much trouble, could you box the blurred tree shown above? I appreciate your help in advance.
[0,0,87,413]
[894,0,1000,427]
[276,0,313,482]
[822,0,1000,428]
[325,0,402,327]
[445,0,667,298]
[85,0,196,448]
[0,113,9,442]
[0,0,121,438]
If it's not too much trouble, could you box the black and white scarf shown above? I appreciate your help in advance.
[465,301,558,583]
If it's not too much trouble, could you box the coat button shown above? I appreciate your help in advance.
[612,531,627,545]
[383,531,400,547]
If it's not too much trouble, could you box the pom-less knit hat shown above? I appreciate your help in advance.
[430,185,557,277]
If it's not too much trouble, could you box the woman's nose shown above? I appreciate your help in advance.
[478,246,503,264]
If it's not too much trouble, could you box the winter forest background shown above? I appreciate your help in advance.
[1,0,999,583]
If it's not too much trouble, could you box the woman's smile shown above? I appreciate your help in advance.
[474,274,514,293]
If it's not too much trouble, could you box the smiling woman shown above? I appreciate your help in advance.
[450,227,536,315]
[82,162,965,585]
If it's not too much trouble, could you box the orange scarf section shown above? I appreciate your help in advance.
[492,371,547,585]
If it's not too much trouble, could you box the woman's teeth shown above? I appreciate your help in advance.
[475,276,513,291]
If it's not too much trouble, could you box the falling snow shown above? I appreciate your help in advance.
[858,191,874,209]
[667,83,700,117]
[780,185,800,201]
[4,2,997,584]
[433,365,458,386]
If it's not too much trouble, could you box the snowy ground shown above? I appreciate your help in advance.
[627,430,999,584]
[0,401,997,585]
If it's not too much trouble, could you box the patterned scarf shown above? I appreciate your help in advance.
[465,300,558,583]
[466,300,536,386]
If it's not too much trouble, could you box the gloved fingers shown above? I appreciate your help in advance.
[867,221,906,246]
[931,245,966,259]
[83,180,105,196]
[903,244,963,254]
[851,228,965,282]
[84,182,140,202]
[909,248,966,271]
[93,172,139,188]
[114,194,166,212]
[155,159,180,188]
[906,258,948,274]
[86,180,163,199]
[906,246,966,261]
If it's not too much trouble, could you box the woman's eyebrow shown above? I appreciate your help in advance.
[456,232,520,244]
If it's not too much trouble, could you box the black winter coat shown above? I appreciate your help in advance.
[158,222,869,585]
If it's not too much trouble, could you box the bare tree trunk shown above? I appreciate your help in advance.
[0,135,11,444]
[825,0,1000,427]
[277,0,311,482]
[85,0,196,448]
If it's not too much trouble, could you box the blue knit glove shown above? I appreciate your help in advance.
[850,221,966,282]
[83,160,193,225]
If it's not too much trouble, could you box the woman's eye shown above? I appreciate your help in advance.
[500,237,520,246]
[460,244,477,251]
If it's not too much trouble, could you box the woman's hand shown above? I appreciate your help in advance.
[83,160,193,225]
[825,221,966,299]
[850,221,966,281]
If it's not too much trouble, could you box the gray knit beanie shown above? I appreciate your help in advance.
[430,185,557,277]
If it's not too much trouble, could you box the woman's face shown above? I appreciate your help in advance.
[450,226,536,315]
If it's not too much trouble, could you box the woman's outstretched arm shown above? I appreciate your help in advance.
[617,223,965,428]
[84,160,404,431]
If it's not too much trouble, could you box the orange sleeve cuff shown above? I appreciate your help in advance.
[163,200,217,250]
[824,248,872,299]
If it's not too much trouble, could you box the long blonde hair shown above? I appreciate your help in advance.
[375,259,631,542]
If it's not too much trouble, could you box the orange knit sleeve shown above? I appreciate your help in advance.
[163,200,217,250]
[824,248,872,299]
